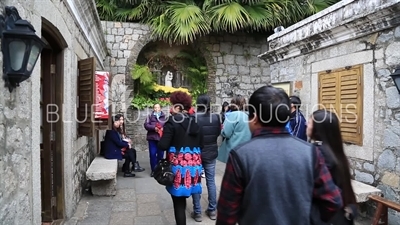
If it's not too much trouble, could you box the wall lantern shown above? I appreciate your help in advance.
[390,66,400,94]
[0,6,46,92]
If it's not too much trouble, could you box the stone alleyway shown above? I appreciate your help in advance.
[64,151,370,225]
[64,151,225,225]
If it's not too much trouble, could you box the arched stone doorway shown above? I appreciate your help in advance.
[124,33,217,104]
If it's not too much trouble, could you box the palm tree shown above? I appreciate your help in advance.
[96,0,340,44]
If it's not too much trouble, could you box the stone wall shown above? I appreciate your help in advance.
[101,21,270,149]
[260,0,400,223]
[197,33,270,103]
[72,140,96,205]
[0,0,107,223]
[0,2,41,223]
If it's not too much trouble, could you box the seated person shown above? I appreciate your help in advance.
[103,114,143,177]
[118,115,144,172]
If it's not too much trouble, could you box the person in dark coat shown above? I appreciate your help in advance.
[158,91,204,225]
[144,103,167,176]
[190,94,221,222]
[307,109,358,225]
[104,114,140,177]
[289,95,307,141]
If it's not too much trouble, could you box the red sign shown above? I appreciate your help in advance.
[95,71,110,119]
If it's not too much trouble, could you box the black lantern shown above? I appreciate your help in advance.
[390,66,400,94]
[0,6,46,92]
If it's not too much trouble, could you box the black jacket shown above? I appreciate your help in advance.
[196,111,221,164]
[311,142,357,225]
[158,113,204,153]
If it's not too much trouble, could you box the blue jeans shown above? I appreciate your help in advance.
[148,140,164,171]
[192,159,217,214]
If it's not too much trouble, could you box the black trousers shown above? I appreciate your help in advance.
[122,148,137,172]
[171,195,187,225]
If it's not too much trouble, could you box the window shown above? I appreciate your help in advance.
[77,57,96,137]
[318,65,363,146]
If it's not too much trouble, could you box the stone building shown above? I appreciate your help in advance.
[259,0,400,223]
[101,22,270,150]
[0,0,107,224]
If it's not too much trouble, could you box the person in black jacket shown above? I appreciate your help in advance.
[157,91,204,225]
[307,109,357,225]
[191,94,221,222]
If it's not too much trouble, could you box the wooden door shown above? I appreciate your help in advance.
[40,48,58,222]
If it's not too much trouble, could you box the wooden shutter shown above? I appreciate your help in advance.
[318,72,338,111]
[338,66,363,145]
[78,57,96,137]
[318,65,363,146]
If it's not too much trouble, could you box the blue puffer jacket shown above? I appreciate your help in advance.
[217,111,252,163]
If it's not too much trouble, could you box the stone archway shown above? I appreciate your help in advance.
[98,20,222,143]
[124,32,217,105]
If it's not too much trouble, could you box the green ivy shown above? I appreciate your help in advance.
[131,96,171,110]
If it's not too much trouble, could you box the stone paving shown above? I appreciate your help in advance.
[65,151,371,225]
[65,151,225,225]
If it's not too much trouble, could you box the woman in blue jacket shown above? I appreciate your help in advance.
[217,95,252,163]
[104,114,139,177]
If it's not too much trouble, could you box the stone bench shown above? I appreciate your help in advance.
[351,180,400,225]
[86,157,118,196]
[351,179,382,203]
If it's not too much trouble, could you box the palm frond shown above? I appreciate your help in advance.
[209,2,250,32]
[115,5,146,21]
[96,0,340,43]
[163,1,211,44]
[96,0,118,21]
[148,14,172,42]
[131,64,153,84]
[243,3,274,30]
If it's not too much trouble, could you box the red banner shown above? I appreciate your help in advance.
[95,71,110,119]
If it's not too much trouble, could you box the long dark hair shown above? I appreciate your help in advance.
[113,114,126,136]
[310,109,357,206]
[221,101,229,114]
